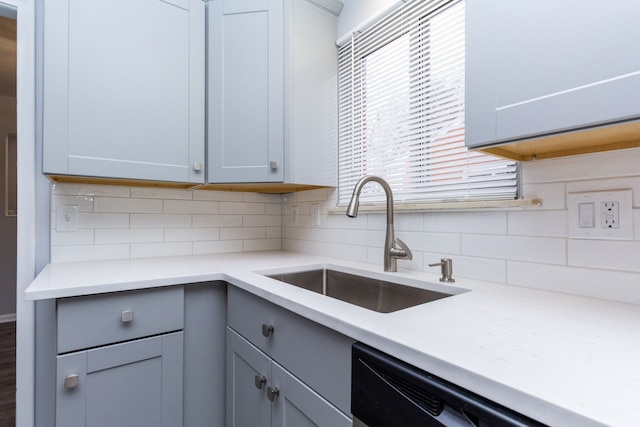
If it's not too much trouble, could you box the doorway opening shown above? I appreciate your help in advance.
[0,5,16,427]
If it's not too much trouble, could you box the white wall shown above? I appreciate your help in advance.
[282,147,640,304]
[50,184,282,262]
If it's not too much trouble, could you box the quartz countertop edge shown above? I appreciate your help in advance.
[25,250,640,427]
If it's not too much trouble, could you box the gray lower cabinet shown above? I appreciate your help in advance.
[227,328,351,427]
[56,332,183,427]
[227,286,354,427]
[54,286,185,427]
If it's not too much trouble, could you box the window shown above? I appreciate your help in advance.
[337,0,518,205]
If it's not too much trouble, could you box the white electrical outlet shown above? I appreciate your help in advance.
[56,204,79,232]
[568,190,633,239]
[600,201,620,229]
[290,206,299,226]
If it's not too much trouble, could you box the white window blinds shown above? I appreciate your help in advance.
[337,0,518,205]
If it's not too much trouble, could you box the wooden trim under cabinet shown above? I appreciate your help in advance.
[46,174,330,194]
[476,120,640,161]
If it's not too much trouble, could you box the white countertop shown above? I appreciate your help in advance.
[26,251,640,426]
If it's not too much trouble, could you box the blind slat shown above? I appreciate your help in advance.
[338,0,518,206]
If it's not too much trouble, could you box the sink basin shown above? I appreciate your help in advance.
[267,268,453,313]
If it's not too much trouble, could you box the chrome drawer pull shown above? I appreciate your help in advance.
[254,375,267,390]
[64,374,79,389]
[261,324,274,337]
[267,386,279,401]
[121,310,134,323]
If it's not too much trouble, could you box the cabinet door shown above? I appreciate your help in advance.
[43,0,205,183]
[56,332,183,427]
[271,362,351,427]
[227,328,272,427]
[466,0,640,148]
[208,0,284,183]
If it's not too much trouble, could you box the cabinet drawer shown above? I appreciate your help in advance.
[57,286,184,353]
[227,286,354,415]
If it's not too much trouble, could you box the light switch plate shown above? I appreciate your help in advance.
[568,190,633,239]
[56,204,79,232]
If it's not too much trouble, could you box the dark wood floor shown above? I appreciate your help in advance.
[0,321,15,427]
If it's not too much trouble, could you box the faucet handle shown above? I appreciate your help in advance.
[391,237,413,260]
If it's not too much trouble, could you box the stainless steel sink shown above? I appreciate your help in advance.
[267,268,453,313]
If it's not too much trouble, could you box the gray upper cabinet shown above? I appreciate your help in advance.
[207,0,342,185]
[466,0,640,159]
[43,0,205,183]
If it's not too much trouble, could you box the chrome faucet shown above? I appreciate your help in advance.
[346,175,412,272]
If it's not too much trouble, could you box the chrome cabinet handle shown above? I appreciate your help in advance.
[193,162,203,172]
[261,324,274,337]
[121,310,134,323]
[64,374,79,389]
[267,386,280,401]
[269,161,278,170]
[254,375,267,390]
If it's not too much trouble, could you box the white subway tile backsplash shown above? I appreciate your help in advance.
[131,214,191,228]
[462,235,566,264]
[51,244,130,263]
[50,149,640,305]
[131,242,193,258]
[508,210,567,237]
[219,202,265,215]
[508,261,640,304]
[95,197,162,213]
[165,228,220,242]
[95,229,163,244]
[346,229,386,247]
[193,240,244,255]
[51,229,94,246]
[52,195,94,212]
[130,187,193,200]
[429,254,506,283]
[310,228,346,244]
[326,243,368,263]
[566,177,640,208]
[192,215,242,228]
[243,193,283,203]
[568,239,640,273]
[52,183,130,197]
[243,215,281,227]
[193,190,244,202]
[423,212,507,235]
[220,227,265,240]
[401,232,460,255]
[266,227,282,239]
[79,213,130,229]
[368,212,424,231]
[522,147,640,184]
[163,200,219,214]
[521,183,566,210]
[243,238,281,252]
[265,203,283,215]
[326,213,368,229]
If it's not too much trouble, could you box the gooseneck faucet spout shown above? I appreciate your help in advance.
[346,175,412,272]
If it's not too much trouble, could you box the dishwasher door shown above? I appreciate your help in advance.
[351,342,546,427]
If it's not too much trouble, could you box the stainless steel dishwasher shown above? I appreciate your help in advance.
[352,342,546,427]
